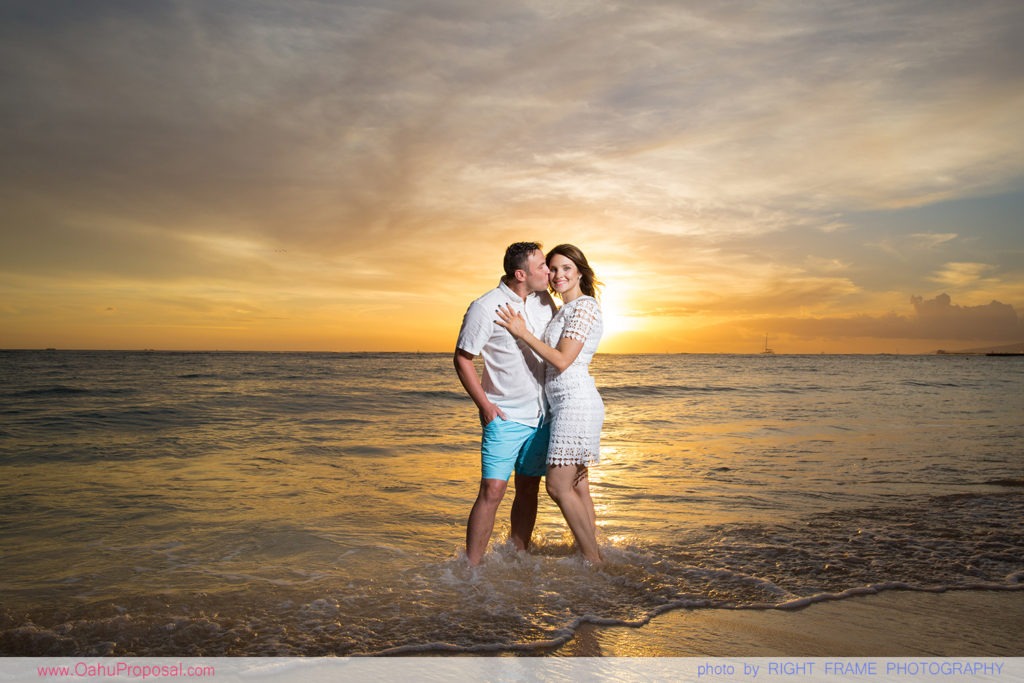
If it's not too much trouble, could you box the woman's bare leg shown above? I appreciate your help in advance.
[573,466,598,539]
[546,464,602,564]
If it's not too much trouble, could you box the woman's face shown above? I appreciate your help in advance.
[548,253,581,296]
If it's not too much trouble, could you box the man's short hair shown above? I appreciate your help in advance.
[503,242,542,280]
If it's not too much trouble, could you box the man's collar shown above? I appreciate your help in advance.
[498,279,535,302]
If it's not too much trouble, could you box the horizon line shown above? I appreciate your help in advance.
[5,347,1019,356]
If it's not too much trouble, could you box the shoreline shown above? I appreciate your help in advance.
[549,588,1024,657]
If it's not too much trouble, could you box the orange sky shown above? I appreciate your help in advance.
[2,2,1023,354]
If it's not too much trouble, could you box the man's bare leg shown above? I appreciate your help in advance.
[509,473,541,552]
[466,478,508,565]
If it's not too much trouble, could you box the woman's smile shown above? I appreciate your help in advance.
[548,253,582,297]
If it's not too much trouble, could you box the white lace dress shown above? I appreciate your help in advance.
[542,295,604,467]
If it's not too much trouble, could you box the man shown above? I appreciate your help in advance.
[454,242,556,566]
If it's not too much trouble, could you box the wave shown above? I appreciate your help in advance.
[900,379,966,389]
[6,385,92,398]
[601,384,740,399]
[65,406,205,429]
[376,583,1024,657]
[2,525,1021,658]
[6,385,143,402]
[984,478,1024,487]
[770,582,1024,611]
[3,579,1021,658]
[396,389,468,402]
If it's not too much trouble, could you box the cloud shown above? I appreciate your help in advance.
[4,1,1024,249]
[1,1,1023,351]
[870,232,968,261]
[929,262,995,287]
[749,293,1024,343]
[910,233,959,249]
[909,292,1021,340]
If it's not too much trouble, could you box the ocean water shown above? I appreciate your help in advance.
[0,350,1021,656]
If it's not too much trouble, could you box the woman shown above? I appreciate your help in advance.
[496,244,605,564]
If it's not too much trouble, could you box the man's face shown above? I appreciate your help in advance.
[522,249,551,292]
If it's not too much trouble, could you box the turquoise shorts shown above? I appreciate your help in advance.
[481,417,550,480]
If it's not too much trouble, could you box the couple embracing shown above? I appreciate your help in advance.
[454,242,605,566]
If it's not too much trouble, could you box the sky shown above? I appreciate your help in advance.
[2,0,1023,354]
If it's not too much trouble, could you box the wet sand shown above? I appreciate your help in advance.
[552,589,1024,657]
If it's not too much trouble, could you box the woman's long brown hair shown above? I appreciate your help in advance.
[546,244,602,299]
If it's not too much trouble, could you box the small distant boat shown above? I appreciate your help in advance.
[761,335,775,355]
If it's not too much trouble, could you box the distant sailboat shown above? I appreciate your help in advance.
[762,335,775,355]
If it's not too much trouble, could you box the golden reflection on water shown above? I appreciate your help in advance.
[4,351,1023,656]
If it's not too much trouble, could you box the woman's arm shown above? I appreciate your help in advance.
[495,305,584,373]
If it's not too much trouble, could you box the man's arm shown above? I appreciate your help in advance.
[454,348,507,425]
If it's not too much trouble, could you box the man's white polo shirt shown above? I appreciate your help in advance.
[456,280,556,427]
